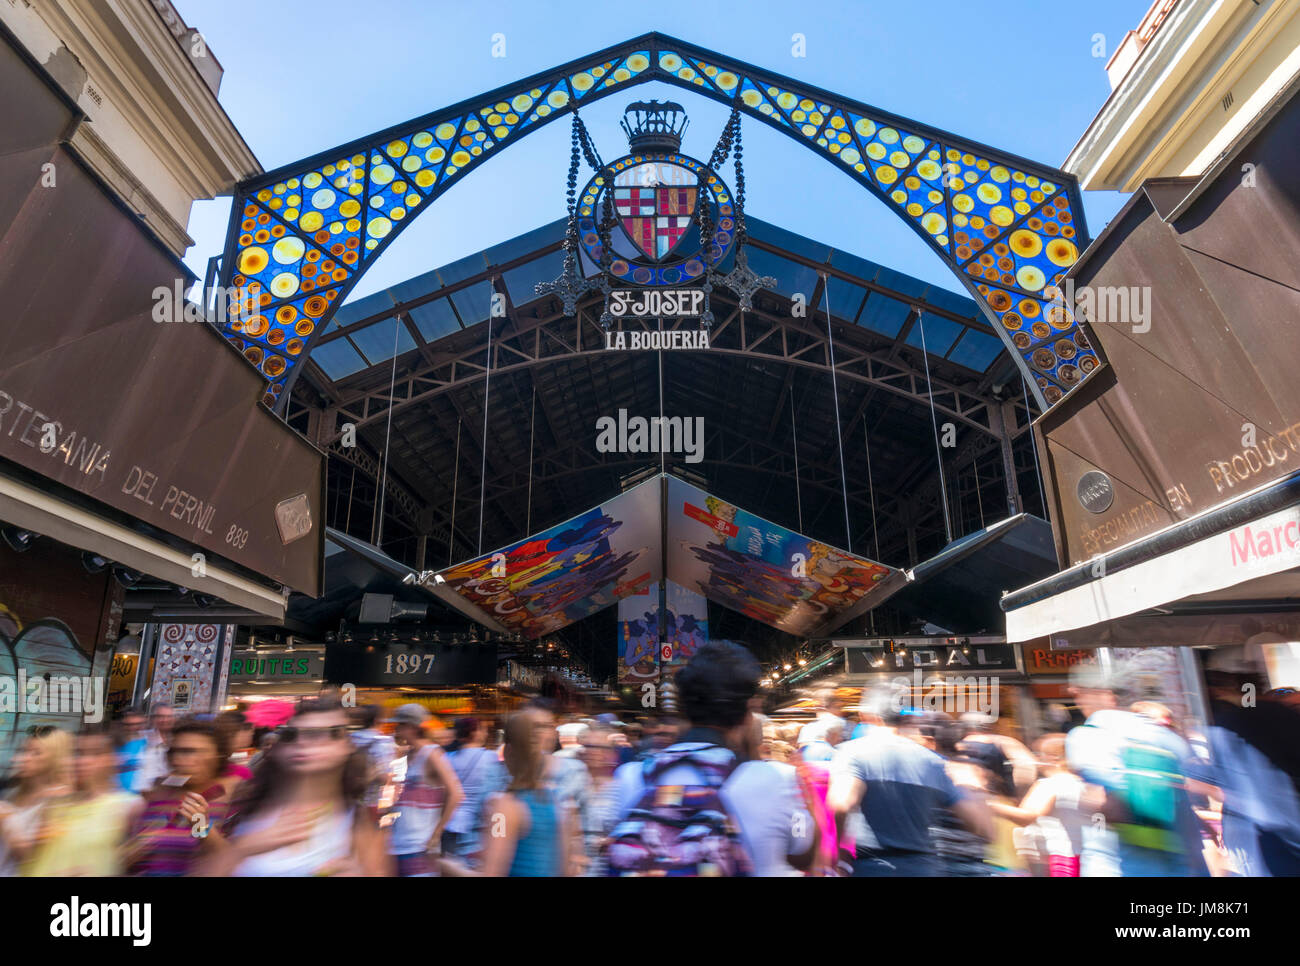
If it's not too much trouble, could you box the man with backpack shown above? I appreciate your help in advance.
[1065,662,1208,877]
[606,641,816,876]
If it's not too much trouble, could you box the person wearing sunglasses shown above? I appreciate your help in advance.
[201,695,388,876]
[124,718,233,876]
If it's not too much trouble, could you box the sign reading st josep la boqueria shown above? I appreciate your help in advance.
[603,290,712,351]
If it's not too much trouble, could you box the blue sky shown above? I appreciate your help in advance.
[176,0,1143,302]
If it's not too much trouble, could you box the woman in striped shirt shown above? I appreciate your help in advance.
[124,719,236,876]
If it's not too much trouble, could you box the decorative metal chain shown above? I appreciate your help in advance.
[697,107,741,328]
[597,160,616,328]
[733,108,747,250]
[575,114,604,173]
[563,115,583,269]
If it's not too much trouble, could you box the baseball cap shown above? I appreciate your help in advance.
[390,703,431,726]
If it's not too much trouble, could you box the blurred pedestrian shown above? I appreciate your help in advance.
[828,683,990,876]
[442,717,505,863]
[442,705,571,877]
[0,726,72,876]
[607,642,813,876]
[1066,662,1207,876]
[125,718,233,876]
[206,695,387,876]
[25,727,141,877]
[386,703,463,876]
[1185,642,1300,876]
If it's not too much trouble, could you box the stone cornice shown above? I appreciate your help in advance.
[32,0,259,196]
[1063,0,1281,191]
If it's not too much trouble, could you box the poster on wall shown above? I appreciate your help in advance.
[106,652,139,715]
[665,477,904,637]
[617,581,660,684]
[663,581,707,675]
[437,475,662,639]
[149,624,234,714]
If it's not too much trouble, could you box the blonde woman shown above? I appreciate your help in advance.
[0,726,73,875]
[26,728,142,876]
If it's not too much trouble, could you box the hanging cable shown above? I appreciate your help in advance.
[344,463,356,534]
[972,453,986,529]
[477,301,494,556]
[526,386,536,534]
[864,421,881,562]
[790,383,803,534]
[820,274,852,552]
[658,341,666,475]
[917,311,953,544]
[448,418,461,565]
[1022,378,1048,515]
[375,313,402,547]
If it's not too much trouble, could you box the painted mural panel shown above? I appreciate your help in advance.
[438,476,661,639]
[666,477,899,637]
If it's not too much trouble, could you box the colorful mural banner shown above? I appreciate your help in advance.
[617,580,660,685]
[666,476,900,638]
[439,474,903,645]
[437,475,662,639]
[617,580,708,684]
[663,580,708,673]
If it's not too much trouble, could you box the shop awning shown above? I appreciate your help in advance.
[887,514,1057,633]
[0,473,288,619]
[1002,471,1300,645]
[284,528,505,633]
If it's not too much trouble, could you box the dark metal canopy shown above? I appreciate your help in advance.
[284,214,1051,664]
[887,513,1057,634]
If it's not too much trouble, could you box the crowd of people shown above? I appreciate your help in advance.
[0,640,1296,876]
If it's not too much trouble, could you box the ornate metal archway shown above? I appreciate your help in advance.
[219,32,1096,414]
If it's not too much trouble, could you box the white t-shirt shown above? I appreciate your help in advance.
[231,807,355,877]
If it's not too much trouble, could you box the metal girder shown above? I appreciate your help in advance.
[320,292,998,445]
[219,33,1095,414]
